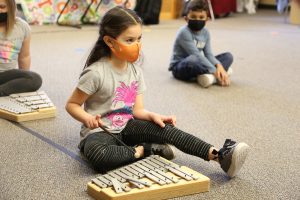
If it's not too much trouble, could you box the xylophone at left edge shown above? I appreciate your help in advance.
[0,91,57,122]
[0,106,57,122]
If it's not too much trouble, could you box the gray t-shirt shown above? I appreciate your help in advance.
[0,17,31,72]
[77,58,146,140]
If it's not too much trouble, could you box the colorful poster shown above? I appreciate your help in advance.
[83,0,136,24]
[56,0,90,26]
[17,0,136,25]
[96,0,135,19]
[19,0,59,24]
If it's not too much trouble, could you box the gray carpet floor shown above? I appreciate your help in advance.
[0,9,299,200]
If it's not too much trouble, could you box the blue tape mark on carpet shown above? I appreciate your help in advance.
[11,121,89,167]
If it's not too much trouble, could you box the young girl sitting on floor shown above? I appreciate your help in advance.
[0,0,42,96]
[65,6,249,178]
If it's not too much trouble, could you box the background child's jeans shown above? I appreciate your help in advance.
[171,52,233,81]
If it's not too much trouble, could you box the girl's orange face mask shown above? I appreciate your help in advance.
[109,38,141,63]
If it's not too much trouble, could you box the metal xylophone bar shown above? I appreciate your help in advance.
[0,90,54,114]
[0,91,56,122]
[107,171,146,189]
[149,155,199,180]
[111,178,131,193]
[0,97,32,114]
[10,91,54,110]
[9,91,44,98]
[91,155,198,193]
[108,171,126,182]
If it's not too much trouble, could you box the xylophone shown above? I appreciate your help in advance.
[87,155,210,200]
[0,91,56,122]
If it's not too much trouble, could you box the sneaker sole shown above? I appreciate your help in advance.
[227,143,250,178]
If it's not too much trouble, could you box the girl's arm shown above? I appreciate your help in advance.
[18,34,31,70]
[65,88,103,129]
[133,94,176,128]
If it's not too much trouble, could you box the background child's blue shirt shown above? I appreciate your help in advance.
[169,25,220,73]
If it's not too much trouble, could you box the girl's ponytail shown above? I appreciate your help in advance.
[84,35,110,69]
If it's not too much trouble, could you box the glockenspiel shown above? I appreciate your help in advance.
[87,155,210,200]
[0,91,56,122]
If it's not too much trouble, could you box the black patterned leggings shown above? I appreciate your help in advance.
[80,119,213,172]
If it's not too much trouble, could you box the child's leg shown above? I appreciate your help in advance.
[215,52,233,71]
[121,119,214,161]
[0,69,42,96]
[171,55,208,81]
[81,132,138,172]
[122,119,250,178]
[237,0,245,12]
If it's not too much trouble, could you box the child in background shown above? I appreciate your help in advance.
[169,0,233,88]
[66,6,249,177]
[0,0,42,96]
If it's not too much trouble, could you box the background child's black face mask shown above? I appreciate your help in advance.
[0,13,8,23]
[188,19,206,31]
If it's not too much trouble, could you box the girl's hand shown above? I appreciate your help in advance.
[150,113,177,128]
[83,114,104,130]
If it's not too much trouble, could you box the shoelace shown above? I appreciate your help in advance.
[152,148,163,154]
[218,139,236,159]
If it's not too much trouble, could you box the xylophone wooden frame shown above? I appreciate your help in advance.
[87,157,210,200]
[0,106,56,122]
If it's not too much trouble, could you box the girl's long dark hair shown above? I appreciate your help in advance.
[84,6,142,69]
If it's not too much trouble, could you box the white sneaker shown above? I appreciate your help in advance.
[197,74,216,88]
[219,139,250,178]
[236,0,244,12]
[245,0,257,14]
